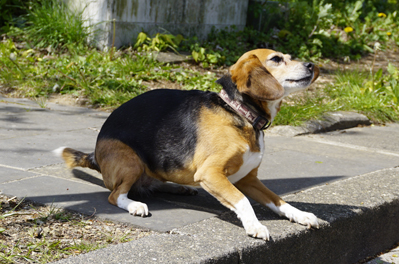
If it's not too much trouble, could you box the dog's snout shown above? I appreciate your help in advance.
[303,62,314,71]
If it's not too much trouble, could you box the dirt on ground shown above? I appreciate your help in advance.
[0,194,154,263]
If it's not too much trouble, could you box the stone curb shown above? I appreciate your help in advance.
[155,51,193,64]
[53,167,399,264]
[268,111,371,137]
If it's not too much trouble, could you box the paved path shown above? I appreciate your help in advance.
[1,95,398,263]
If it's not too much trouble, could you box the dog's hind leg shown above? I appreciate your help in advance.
[95,139,149,217]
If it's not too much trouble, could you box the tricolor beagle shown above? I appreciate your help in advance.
[55,49,320,240]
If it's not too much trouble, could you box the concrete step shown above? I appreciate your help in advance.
[52,167,399,264]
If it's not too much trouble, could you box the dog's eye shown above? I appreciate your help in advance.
[270,56,283,63]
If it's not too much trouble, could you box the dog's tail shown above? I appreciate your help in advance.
[53,147,101,173]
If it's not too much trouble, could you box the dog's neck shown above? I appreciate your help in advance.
[216,75,272,130]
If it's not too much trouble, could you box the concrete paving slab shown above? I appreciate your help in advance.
[0,175,221,231]
[31,164,105,187]
[0,165,39,184]
[0,98,106,169]
[31,164,228,215]
[0,94,109,117]
[308,123,399,153]
[0,99,107,132]
[257,134,399,194]
[0,130,98,169]
[54,167,399,264]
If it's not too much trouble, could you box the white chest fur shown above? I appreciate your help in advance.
[228,132,265,184]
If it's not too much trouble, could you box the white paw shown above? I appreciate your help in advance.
[280,203,319,229]
[245,221,270,240]
[127,201,149,217]
[234,197,270,240]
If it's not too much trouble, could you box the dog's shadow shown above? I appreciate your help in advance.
[70,169,365,229]
[72,168,105,188]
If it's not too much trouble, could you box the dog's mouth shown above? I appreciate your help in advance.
[286,75,312,83]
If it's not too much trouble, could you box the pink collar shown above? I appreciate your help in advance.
[218,89,271,130]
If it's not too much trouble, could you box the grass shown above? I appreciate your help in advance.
[0,40,220,108]
[2,37,399,125]
[7,0,93,50]
[0,196,150,263]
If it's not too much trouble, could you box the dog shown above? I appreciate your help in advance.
[54,49,320,240]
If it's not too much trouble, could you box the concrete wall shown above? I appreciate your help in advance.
[65,0,249,49]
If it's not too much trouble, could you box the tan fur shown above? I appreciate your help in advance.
[230,54,284,101]
[192,106,258,208]
[61,149,79,168]
[231,49,319,96]
[95,139,145,205]
[234,168,286,207]
[61,148,99,171]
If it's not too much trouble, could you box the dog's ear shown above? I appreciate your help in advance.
[312,65,320,83]
[230,54,284,101]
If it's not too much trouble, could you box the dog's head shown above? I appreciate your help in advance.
[230,49,319,97]
[228,54,285,101]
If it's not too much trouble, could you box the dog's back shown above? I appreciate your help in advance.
[97,89,216,173]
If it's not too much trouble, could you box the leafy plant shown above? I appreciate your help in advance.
[134,31,184,53]
[187,26,269,66]
[246,0,399,61]
[190,43,225,68]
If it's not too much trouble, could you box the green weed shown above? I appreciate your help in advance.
[0,39,219,108]
[185,27,265,66]
[328,65,399,123]
[134,31,185,53]
[7,0,93,51]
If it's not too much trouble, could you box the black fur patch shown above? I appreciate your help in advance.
[216,75,243,101]
[97,75,265,174]
[97,89,216,173]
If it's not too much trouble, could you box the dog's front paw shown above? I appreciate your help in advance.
[245,222,270,240]
[127,201,149,217]
[280,203,319,229]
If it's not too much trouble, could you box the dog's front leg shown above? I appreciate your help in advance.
[196,167,270,240]
[235,169,319,229]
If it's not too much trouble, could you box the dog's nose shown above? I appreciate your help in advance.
[304,62,314,71]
